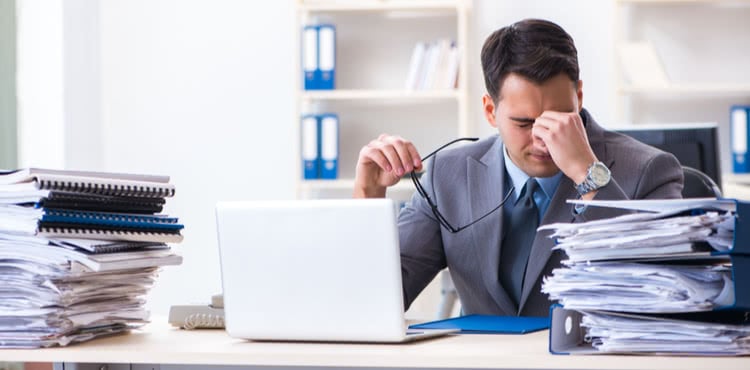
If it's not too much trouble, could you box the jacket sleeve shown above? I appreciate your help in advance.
[574,151,684,223]
[397,158,447,310]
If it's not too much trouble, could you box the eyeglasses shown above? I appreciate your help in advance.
[410,137,515,233]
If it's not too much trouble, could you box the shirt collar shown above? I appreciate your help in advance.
[503,146,562,201]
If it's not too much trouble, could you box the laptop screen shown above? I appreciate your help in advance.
[216,198,409,342]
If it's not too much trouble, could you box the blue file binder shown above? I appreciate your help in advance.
[319,113,339,179]
[548,304,750,355]
[301,115,320,179]
[316,24,336,90]
[607,253,749,311]
[731,105,750,174]
[302,25,319,90]
[548,198,750,355]
[725,199,750,255]
[410,314,549,334]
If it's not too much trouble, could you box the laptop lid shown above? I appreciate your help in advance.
[216,198,412,342]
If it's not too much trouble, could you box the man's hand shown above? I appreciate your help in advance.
[354,134,423,198]
[532,111,597,185]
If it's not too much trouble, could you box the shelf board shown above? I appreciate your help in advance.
[723,173,750,186]
[300,0,467,11]
[299,178,415,192]
[301,89,461,101]
[618,84,750,97]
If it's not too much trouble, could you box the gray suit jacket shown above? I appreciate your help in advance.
[398,109,684,317]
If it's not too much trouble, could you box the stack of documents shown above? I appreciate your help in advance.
[542,198,750,356]
[0,168,183,348]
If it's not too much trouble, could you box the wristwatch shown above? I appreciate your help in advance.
[575,161,611,196]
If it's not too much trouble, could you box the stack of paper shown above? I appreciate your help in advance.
[0,168,183,348]
[542,198,750,355]
[543,262,734,313]
[581,310,750,355]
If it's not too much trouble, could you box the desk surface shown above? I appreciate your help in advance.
[1,320,748,369]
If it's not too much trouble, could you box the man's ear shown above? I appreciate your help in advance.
[576,80,583,112]
[482,94,498,128]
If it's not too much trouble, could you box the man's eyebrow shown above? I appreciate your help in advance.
[509,116,535,124]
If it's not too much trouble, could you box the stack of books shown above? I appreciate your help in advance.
[404,39,460,91]
[541,198,750,356]
[0,168,183,348]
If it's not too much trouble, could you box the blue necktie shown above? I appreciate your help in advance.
[499,178,539,306]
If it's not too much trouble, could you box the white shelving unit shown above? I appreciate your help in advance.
[613,0,750,120]
[618,84,750,97]
[613,0,750,195]
[294,0,472,200]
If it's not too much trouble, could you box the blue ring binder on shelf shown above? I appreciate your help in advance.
[302,25,318,90]
[731,105,750,174]
[301,114,320,179]
[301,24,336,90]
[319,113,339,180]
[316,24,336,90]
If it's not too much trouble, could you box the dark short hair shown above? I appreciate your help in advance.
[481,19,579,103]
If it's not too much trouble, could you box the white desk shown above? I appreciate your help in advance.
[1,320,748,369]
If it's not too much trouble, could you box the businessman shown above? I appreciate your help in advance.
[353,19,684,317]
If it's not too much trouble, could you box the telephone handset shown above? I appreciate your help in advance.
[168,293,225,329]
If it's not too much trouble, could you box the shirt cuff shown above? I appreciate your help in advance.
[573,202,588,215]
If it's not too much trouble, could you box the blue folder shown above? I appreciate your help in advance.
[731,105,750,174]
[409,314,549,334]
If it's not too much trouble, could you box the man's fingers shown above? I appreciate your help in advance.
[362,134,422,176]
[360,144,393,173]
[369,138,408,176]
[407,145,423,170]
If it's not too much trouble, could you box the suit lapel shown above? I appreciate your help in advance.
[467,139,516,313]
[518,110,613,313]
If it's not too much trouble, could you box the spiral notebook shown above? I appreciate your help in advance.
[41,191,166,213]
[0,190,166,213]
[0,231,169,254]
[62,240,168,254]
[0,168,175,198]
[40,208,183,230]
[0,207,183,243]
[0,239,182,272]
[38,227,183,243]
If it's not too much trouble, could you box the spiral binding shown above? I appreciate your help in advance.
[45,209,180,224]
[40,226,184,243]
[37,179,175,198]
[72,242,166,254]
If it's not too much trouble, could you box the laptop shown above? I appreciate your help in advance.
[215,198,457,343]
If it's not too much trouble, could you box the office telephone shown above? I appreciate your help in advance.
[168,293,225,329]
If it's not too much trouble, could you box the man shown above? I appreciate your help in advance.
[353,19,683,317]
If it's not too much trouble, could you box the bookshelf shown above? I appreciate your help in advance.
[294,0,472,200]
[613,0,750,192]
[618,84,750,97]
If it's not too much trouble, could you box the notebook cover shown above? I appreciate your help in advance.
[41,191,165,214]
[40,209,183,230]
[409,314,549,334]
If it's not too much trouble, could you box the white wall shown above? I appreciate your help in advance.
[63,0,103,170]
[16,0,65,168]
[97,0,296,313]
[469,0,616,137]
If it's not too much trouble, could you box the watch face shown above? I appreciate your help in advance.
[590,163,611,186]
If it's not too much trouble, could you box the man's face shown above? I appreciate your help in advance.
[483,72,583,178]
